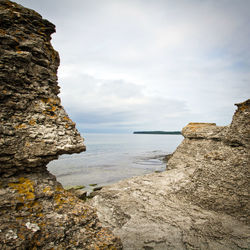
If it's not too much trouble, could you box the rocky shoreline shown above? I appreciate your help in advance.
[57,152,173,201]
[0,1,122,248]
[88,100,250,249]
[0,1,249,249]
[89,168,249,249]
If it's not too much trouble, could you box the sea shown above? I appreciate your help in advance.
[47,133,183,189]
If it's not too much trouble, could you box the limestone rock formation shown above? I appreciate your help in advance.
[0,1,122,248]
[0,0,85,177]
[90,100,250,249]
[168,100,249,222]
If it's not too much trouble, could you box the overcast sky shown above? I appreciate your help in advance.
[16,0,250,133]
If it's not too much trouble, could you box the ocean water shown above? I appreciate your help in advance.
[47,133,183,188]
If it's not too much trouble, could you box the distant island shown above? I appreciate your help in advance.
[133,131,182,135]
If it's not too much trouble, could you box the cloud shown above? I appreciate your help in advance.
[58,71,189,132]
[16,0,250,132]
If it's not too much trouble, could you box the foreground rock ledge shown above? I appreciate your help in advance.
[0,1,122,249]
[0,173,122,249]
[89,100,250,249]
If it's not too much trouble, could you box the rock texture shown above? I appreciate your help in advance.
[90,100,250,249]
[168,101,249,222]
[0,1,121,249]
[0,0,85,177]
[0,172,122,249]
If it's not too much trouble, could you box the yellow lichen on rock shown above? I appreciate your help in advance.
[29,119,37,126]
[8,177,35,200]
[15,123,27,129]
[184,122,216,132]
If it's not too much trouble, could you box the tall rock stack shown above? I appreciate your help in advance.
[0,0,122,248]
[0,0,85,177]
[168,99,250,222]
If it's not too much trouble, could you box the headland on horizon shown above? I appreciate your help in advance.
[133,131,182,135]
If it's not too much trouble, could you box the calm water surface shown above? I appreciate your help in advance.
[47,133,183,188]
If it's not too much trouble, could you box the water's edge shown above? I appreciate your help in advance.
[48,134,183,188]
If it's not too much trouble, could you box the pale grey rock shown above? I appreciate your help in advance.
[25,222,40,232]
[90,100,250,249]
[170,100,250,221]
[90,169,249,249]
[68,188,88,200]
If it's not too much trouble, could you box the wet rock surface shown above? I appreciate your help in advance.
[0,1,122,249]
[90,100,250,249]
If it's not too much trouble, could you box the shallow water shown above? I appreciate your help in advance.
[47,133,183,187]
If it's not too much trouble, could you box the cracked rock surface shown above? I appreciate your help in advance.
[89,100,250,249]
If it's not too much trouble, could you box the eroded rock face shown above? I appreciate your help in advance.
[168,100,250,222]
[90,100,250,249]
[0,0,85,177]
[0,1,122,248]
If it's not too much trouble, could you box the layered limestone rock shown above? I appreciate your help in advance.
[0,0,85,177]
[90,100,250,249]
[0,1,121,248]
[168,100,249,222]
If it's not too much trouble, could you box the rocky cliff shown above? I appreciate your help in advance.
[0,1,122,249]
[0,0,85,177]
[90,100,250,249]
[168,100,249,222]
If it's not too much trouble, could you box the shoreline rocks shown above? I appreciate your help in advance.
[89,100,250,249]
[168,100,249,222]
[1,0,249,249]
[0,1,122,248]
[66,185,104,200]
[0,0,85,178]
[0,172,121,249]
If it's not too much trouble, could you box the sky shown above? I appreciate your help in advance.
[15,0,250,133]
